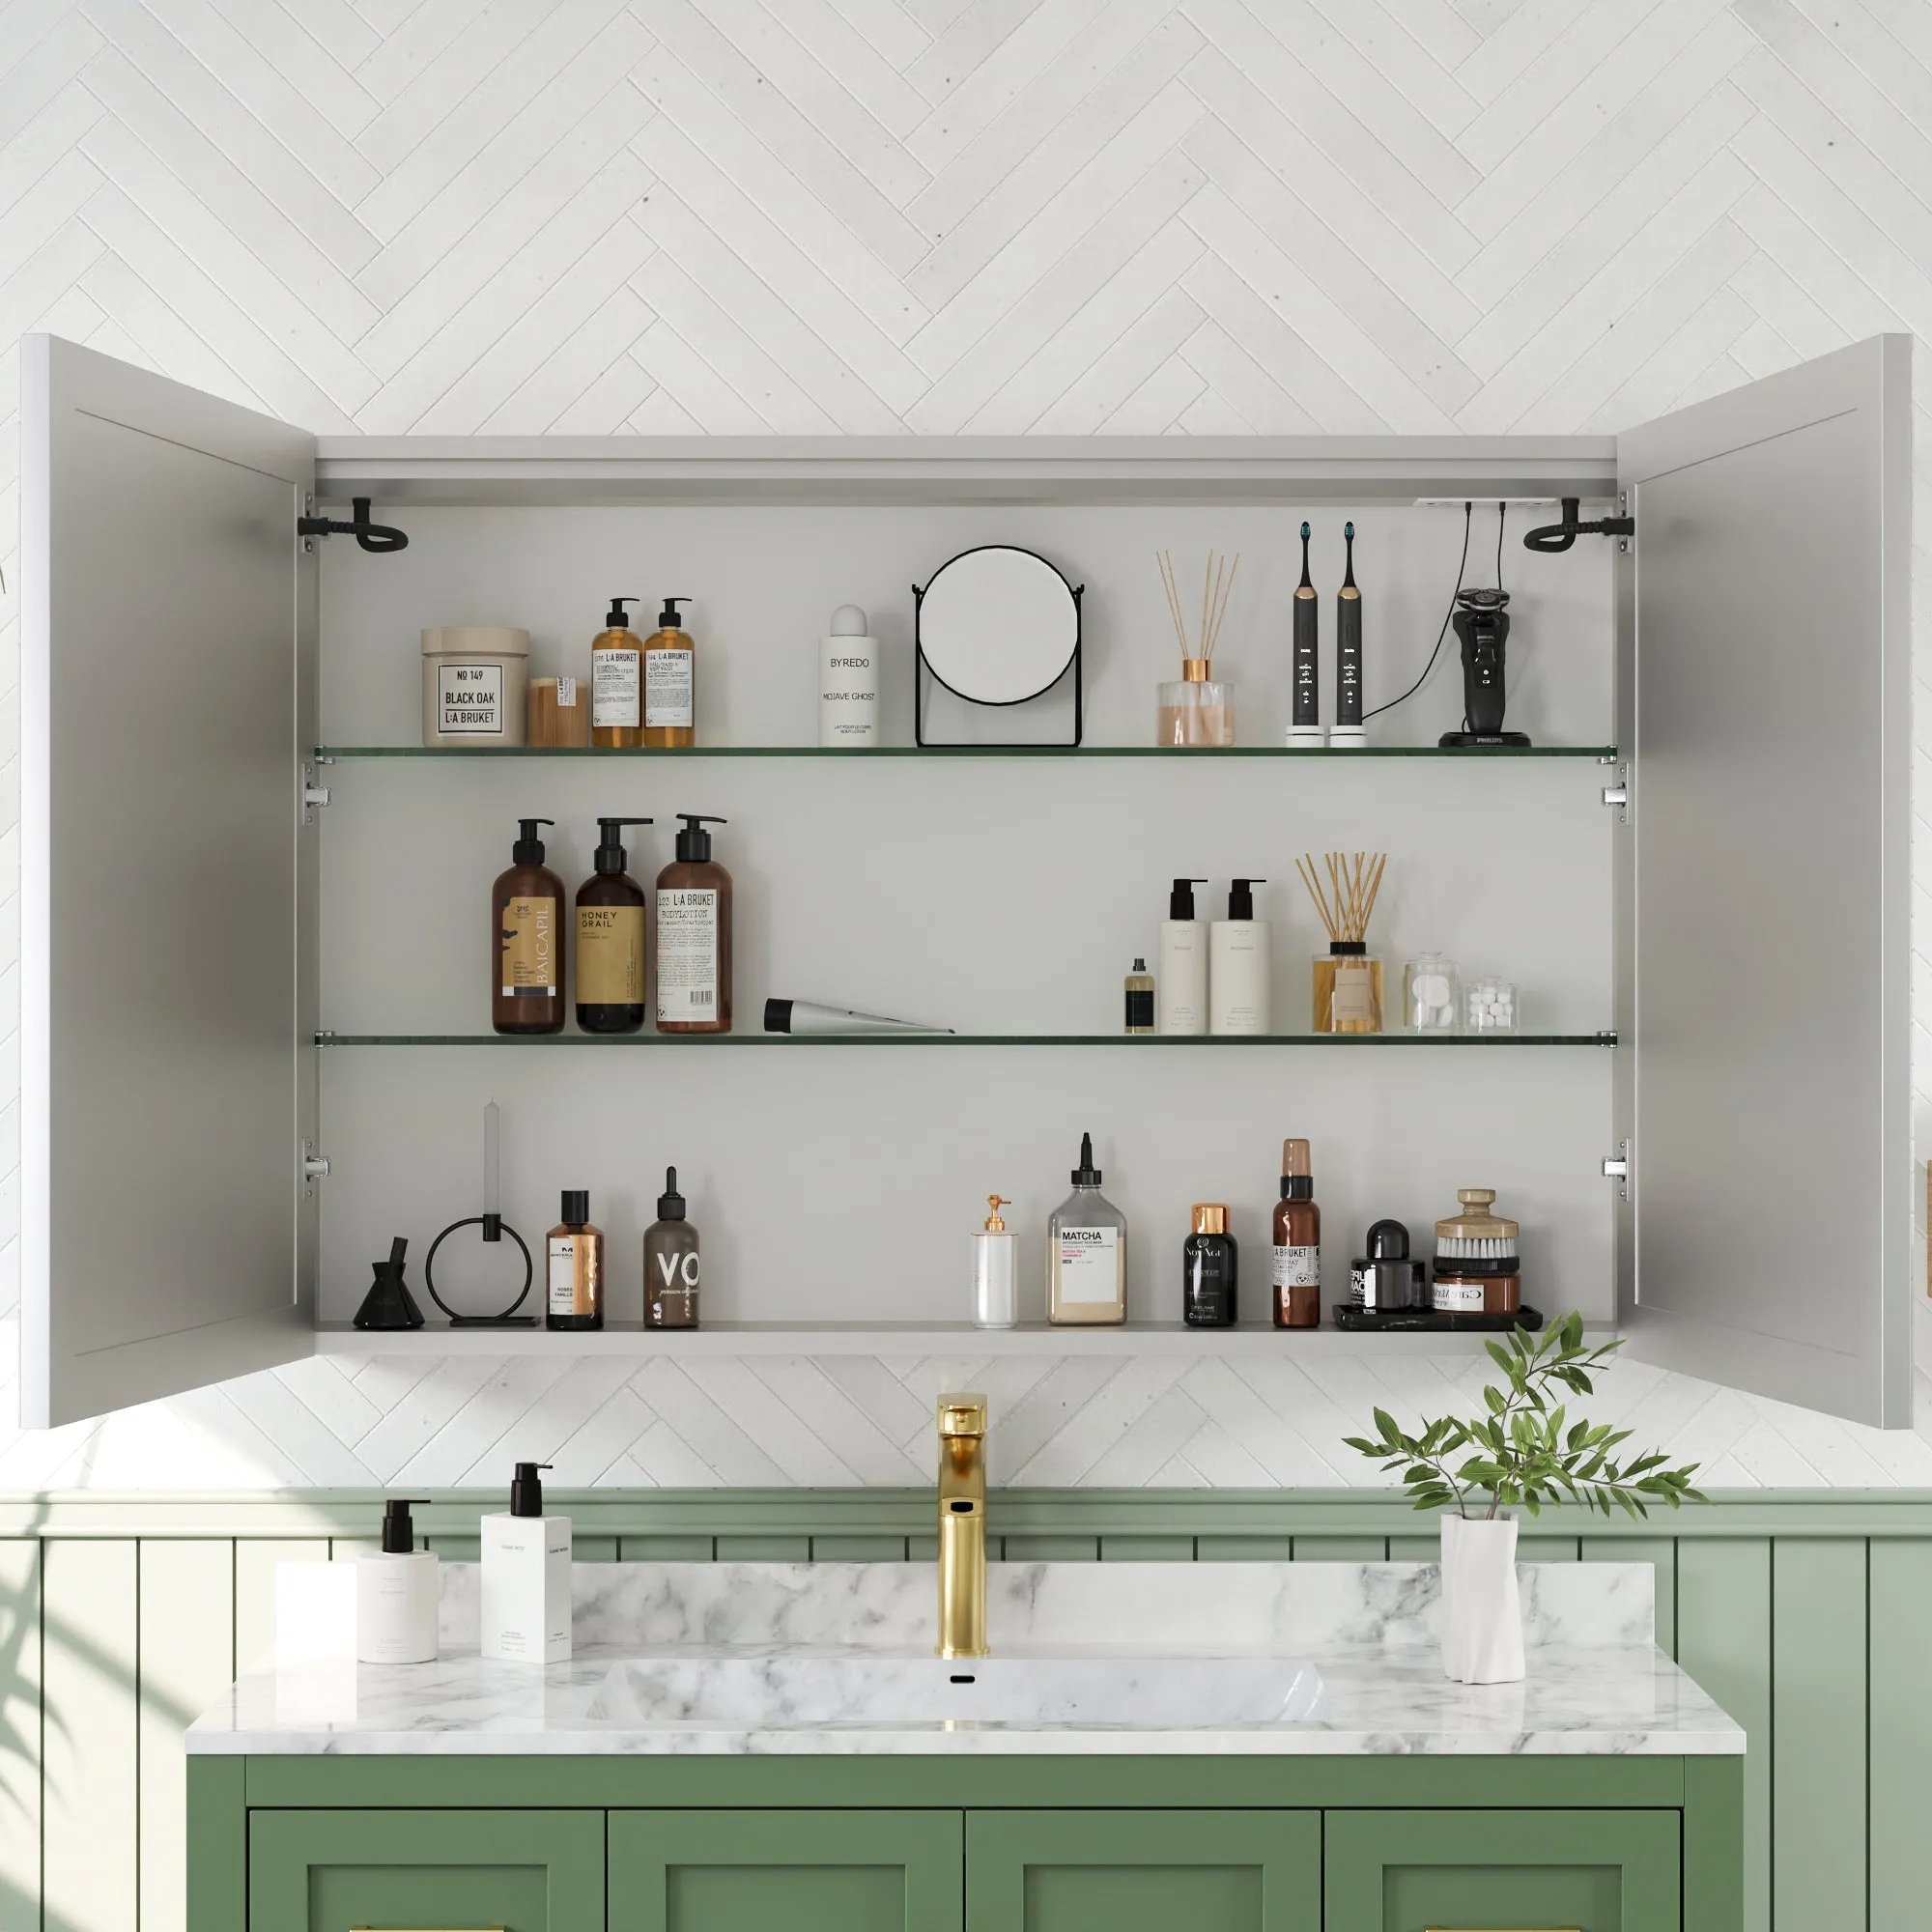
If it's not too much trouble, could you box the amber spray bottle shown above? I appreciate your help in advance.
[1270,1138,1321,1328]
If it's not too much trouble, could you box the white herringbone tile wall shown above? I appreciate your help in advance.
[0,0,1929,1489]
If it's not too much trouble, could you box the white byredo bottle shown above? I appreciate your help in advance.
[482,1462,572,1664]
[819,604,879,746]
[1156,877,1208,1036]
[1209,878,1272,1035]
[355,1498,439,1664]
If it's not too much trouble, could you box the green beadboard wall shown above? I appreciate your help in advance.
[2,1489,1929,1932]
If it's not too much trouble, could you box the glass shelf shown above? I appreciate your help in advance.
[316,743,1618,760]
[318,1031,1617,1047]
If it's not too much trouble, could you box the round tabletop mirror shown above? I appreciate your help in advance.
[917,545,1080,705]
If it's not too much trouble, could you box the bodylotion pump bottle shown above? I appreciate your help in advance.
[356,1498,438,1664]
[656,815,731,1034]
[1157,878,1208,1036]
[482,1462,571,1663]
[1209,878,1271,1035]
[643,597,696,748]
[493,819,565,1036]
[1047,1133,1127,1325]
[591,597,643,749]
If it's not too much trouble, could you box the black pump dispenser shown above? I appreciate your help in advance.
[592,816,652,873]
[604,596,641,629]
[512,817,554,864]
[509,1462,552,1518]
[673,813,726,862]
[1168,877,1206,920]
[657,596,692,630]
[656,1167,687,1220]
[1070,1132,1102,1186]
[1227,877,1265,920]
[381,1497,424,1554]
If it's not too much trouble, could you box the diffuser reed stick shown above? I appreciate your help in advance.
[1300,850,1387,1033]
[1155,550,1240,748]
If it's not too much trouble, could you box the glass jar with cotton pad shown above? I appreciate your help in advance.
[1403,952,1462,1034]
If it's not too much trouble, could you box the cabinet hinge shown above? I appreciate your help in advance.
[301,1141,330,1198]
[1603,1141,1631,1201]
[299,493,316,554]
[1602,763,1630,822]
[302,761,330,822]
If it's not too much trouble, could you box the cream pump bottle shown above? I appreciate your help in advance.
[971,1194,1017,1328]
[481,1462,571,1664]
[1048,1133,1127,1325]
[1210,877,1271,1035]
[356,1498,438,1663]
[1157,878,1208,1036]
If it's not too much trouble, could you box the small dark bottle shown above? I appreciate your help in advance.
[1182,1204,1237,1327]
[493,817,566,1036]
[1270,1137,1321,1328]
[546,1190,604,1331]
[576,815,652,1034]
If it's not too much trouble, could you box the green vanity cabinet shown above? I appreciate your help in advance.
[967,1809,1319,1930]
[610,1808,964,1932]
[1323,1807,1682,1931]
[247,1807,606,1931]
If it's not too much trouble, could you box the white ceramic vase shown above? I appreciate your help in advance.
[1439,1512,1525,1684]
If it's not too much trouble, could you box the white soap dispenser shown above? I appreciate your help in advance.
[819,604,878,746]
[1157,877,1208,1036]
[971,1194,1017,1328]
[355,1498,439,1664]
[482,1462,572,1663]
[1209,877,1271,1035]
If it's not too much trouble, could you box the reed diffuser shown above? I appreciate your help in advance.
[1298,851,1387,1033]
[1155,549,1239,746]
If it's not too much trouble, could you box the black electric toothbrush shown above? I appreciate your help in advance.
[1332,522,1364,746]
[1290,521,1320,742]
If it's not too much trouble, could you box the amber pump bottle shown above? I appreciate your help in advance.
[643,597,696,748]
[493,819,566,1036]
[1270,1137,1321,1328]
[591,597,644,749]
[546,1191,603,1331]
[576,816,652,1034]
[655,814,731,1034]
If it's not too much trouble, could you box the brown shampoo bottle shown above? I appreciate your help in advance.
[493,818,566,1036]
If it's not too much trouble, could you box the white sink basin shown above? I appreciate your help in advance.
[585,1655,1329,1727]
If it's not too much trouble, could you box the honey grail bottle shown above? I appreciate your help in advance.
[576,816,651,1034]
[493,819,565,1036]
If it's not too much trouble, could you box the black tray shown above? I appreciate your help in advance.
[1331,1303,1543,1333]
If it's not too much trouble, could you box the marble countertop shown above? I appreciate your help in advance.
[187,1560,1745,1758]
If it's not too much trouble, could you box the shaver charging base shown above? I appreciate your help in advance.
[1438,729,1531,748]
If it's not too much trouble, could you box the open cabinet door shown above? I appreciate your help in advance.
[19,337,318,1426]
[1615,335,1912,1425]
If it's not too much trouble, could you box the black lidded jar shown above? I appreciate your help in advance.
[1182,1204,1238,1326]
[1349,1218,1428,1311]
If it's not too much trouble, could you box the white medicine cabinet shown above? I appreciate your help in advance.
[18,333,1910,1431]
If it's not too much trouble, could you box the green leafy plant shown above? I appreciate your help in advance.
[1344,1313,1708,1521]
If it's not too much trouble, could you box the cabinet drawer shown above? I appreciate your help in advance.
[249,1807,604,1932]
[969,1808,1319,1931]
[610,1808,963,1932]
[1323,1808,1679,1932]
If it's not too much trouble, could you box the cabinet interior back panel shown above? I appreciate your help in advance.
[315,504,1614,1325]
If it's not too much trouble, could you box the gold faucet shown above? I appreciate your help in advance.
[936,1393,988,1659]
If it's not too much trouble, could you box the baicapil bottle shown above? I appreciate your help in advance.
[493,818,565,1036]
